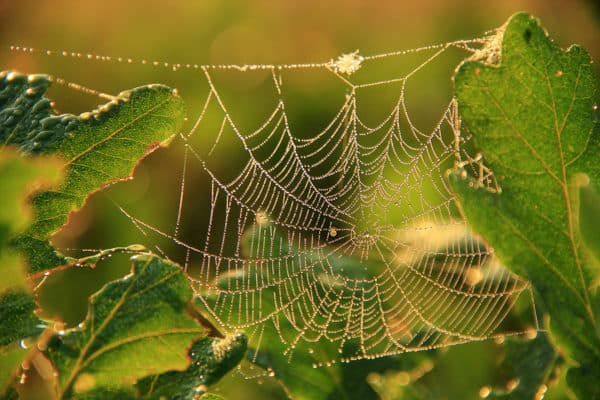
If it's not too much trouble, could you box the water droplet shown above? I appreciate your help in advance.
[506,378,519,392]
[73,373,96,393]
[464,267,483,286]
[19,339,28,349]
[194,384,208,393]
[525,327,537,340]
[534,384,547,400]
[479,385,491,398]
[255,210,269,225]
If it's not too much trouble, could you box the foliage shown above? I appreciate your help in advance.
[0,149,62,392]
[44,254,206,398]
[0,74,243,399]
[0,71,185,272]
[137,333,247,399]
[1,10,599,400]
[487,334,559,399]
[451,12,600,397]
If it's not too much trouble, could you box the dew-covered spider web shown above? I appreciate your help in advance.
[9,31,537,366]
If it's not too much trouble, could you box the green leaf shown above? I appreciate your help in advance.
[487,334,558,399]
[1,72,246,398]
[137,333,247,399]
[450,10,600,385]
[246,324,400,400]
[0,149,62,393]
[0,71,185,255]
[0,290,43,391]
[29,82,185,240]
[364,356,436,400]
[11,234,71,275]
[0,291,41,352]
[0,71,76,154]
[579,183,600,266]
[567,361,600,399]
[64,387,138,400]
[198,394,226,400]
[44,254,205,399]
[0,148,62,236]
[0,385,18,400]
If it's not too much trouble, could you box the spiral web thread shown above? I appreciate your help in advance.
[10,32,537,366]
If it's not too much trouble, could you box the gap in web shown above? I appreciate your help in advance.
[4,34,540,371]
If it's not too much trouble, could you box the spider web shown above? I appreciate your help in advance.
[10,33,535,365]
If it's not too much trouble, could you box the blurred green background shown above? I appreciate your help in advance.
[1,1,599,399]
